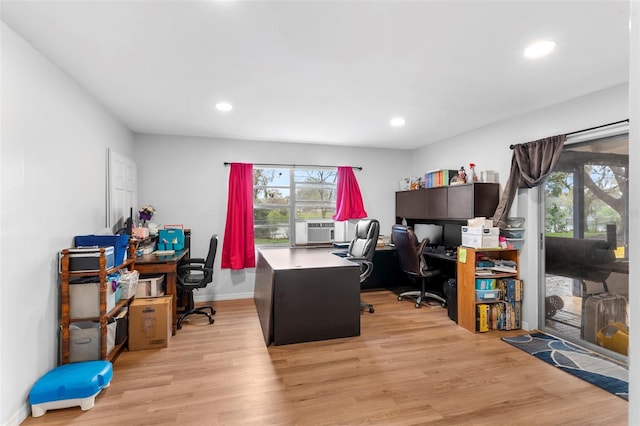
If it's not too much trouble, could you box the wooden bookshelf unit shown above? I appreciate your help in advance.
[456,247,521,333]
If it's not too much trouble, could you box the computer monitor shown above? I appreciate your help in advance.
[443,222,462,248]
[413,223,443,245]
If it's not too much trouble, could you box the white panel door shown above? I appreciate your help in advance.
[108,149,137,231]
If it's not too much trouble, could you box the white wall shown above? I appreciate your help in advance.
[0,23,134,425]
[133,134,412,301]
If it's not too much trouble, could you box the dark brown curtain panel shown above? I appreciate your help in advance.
[492,135,566,228]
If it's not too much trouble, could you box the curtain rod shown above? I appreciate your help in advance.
[509,119,629,149]
[223,162,362,171]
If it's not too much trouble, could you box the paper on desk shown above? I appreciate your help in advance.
[458,248,467,263]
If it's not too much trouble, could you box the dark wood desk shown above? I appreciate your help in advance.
[135,249,189,336]
[254,248,360,345]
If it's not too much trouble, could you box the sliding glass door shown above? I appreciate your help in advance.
[541,132,629,361]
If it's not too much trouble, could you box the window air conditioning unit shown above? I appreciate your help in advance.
[334,220,356,243]
[295,220,335,244]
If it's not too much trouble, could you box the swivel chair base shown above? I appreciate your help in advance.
[398,290,447,308]
[176,305,216,330]
[360,300,374,314]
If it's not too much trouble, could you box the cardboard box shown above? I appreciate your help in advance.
[461,226,499,236]
[467,217,494,228]
[461,234,500,249]
[135,275,165,298]
[461,226,500,248]
[128,296,172,351]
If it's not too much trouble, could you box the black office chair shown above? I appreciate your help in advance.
[346,219,380,313]
[392,224,447,308]
[176,234,218,329]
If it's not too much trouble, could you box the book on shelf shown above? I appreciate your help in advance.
[424,169,458,188]
[476,304,490,332]
[491,265,517,273]
[505,279,523,303]
[491,259,516,272]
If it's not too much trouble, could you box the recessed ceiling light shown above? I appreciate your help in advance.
[390,117,406,127]
[215,102,233,112]
[523,40,556,59]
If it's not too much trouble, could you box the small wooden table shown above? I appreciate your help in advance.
[254,248,360,345]
[135,249,189,336]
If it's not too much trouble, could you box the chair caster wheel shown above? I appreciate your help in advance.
[397,296,402,301]
[415,303,421,308]
[441,302,447,308]
[369,307,374,313]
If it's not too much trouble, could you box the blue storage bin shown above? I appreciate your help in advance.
[475,278,496,290]
[75,234,129,266]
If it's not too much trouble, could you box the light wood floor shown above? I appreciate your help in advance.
[23,290,627,425]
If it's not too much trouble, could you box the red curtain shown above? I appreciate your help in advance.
[332,166,368,221]
[221,163,256,269]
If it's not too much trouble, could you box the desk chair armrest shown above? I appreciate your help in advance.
[347,256,374,282]
[358,260,374,282]
[188,258,206,263]
[178,264,205,273]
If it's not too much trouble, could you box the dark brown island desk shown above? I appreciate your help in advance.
[254,248,361,345]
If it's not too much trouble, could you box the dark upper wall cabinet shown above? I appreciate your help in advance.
[447,183,499,220]
[396,189,427,219]
[396,183,499,221]
[425,187,448,219]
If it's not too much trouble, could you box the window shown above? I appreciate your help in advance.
[253,167,338,246]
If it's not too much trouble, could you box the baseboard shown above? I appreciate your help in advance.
[6,401,29,426]
[193,292,254,302]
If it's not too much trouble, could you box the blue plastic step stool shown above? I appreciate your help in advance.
[29,360,113,417]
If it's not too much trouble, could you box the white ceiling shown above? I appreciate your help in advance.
[1,0,630,150]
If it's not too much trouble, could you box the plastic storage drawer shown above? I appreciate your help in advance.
[65,247,115,272]
[475,289,501,301]
[68,321,116,362]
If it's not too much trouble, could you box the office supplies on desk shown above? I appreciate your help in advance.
[158,228,184,250]
[153,250,175,256]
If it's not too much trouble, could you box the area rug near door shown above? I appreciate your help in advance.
[502,332,628,400]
